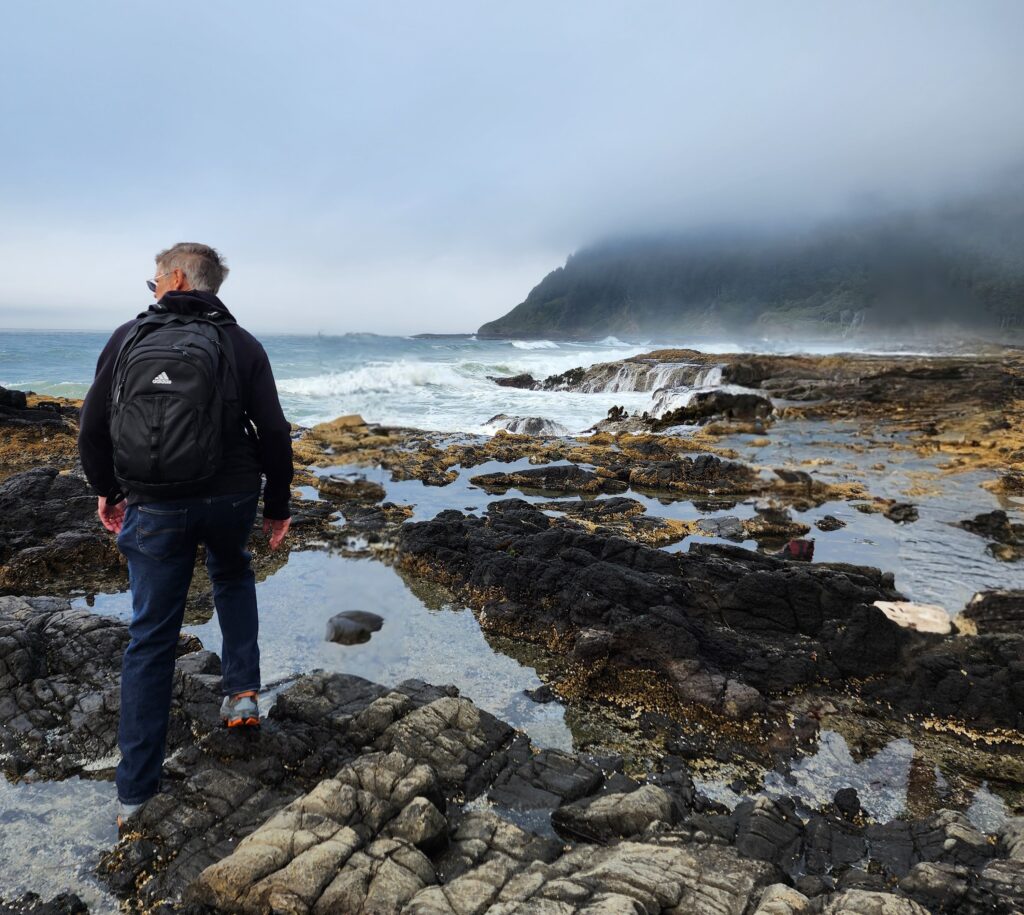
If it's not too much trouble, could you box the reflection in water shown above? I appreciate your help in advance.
[74,554,574,752]
[189,552,574,752]
[0,776,119,913]
[764,731,914,821]
[700,729,1009,831]
[966,782,1008,833]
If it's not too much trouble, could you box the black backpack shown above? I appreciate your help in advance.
[109,310,241,498]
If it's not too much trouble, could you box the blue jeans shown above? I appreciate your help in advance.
[115,490,261,805]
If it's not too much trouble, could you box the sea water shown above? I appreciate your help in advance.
[0,329,945,434]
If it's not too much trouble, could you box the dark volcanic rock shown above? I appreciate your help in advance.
[325,609,385,644]
[816,514,847,532]
[101,675,498,906]
[957,509,1023,544]
[0,467,121,593]
[552,784,678,842]
[962,859,1024,913]
[488,744,603,811]
[862,631,1024,730]
[524,683,556,703]
[398,501,912,721]
[628,454,761,494]
[957,509,1024,561]
[804,813,867,876]
[0,894,87,915]
[961,589,1024,635]
[317,473,386,502]
[399,502,1024,729]
[470,464,628,495]
[0,595,217,779]
[865,810,993,879]
[734,796,804,870]
[489,372,538,389]
[833,787,862,821]
[885,502,919,524]
[4,590,1016,915]
[653,390,774,427]
[0,388,74,429]
[0,386,28,410]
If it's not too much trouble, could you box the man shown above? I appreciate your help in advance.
[78,243,293,826]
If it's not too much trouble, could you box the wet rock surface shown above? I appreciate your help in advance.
[0,387,77,429]
[470,465,628,495]
[398,501,1024,731]
[652,390,774,427]
[0,468,122,595]
[0,589,1021,913]
[0,894,88,915]
[961,589,1024,635]
[957,509,1024,562]
[324,609,385,645]
[0,391,82,480]
[0,595,218,780]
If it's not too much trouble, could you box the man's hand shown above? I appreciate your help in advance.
[263,517,291,550]
[97,496,126,534]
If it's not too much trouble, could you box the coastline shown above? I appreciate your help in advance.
[1,345,1023,913]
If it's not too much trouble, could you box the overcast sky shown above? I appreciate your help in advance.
[2,1,1022,334]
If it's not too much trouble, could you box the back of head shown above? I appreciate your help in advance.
[156,242,229,293]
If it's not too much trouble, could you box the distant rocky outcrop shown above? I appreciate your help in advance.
[479,191,1024,339]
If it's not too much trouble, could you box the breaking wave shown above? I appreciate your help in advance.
[509,340,560,349]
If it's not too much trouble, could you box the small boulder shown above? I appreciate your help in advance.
[325,610,385,645]
[317,474,386,503]
[885,503,919,524]
[873,601,951,635]
[552,784,677,842]
[490,373,538,389]
[833,787,861,821]
[960,590,1024,635]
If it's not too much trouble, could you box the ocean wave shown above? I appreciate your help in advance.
[510,340,560,350]
[277,360,467,397]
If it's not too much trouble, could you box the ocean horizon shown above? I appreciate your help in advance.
[0,328,963,435]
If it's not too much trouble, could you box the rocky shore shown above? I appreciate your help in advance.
[2,595,1024,914]
[1,347,1022,913]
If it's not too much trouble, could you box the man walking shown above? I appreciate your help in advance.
[78,243,293,825]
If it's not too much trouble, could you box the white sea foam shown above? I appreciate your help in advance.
[510,339,560,350]
[277,360,466,397]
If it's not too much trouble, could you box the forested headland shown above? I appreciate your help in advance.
[479,190,1024,340]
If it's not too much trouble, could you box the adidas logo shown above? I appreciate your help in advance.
[151,372,173,385]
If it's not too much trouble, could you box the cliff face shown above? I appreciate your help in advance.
[478,194,1024,340]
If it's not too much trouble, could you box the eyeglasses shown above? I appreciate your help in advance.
[146,272,171,293]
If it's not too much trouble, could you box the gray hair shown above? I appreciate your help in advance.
[155,242,229,293]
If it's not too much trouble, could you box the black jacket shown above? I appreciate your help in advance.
[78,291,293,519]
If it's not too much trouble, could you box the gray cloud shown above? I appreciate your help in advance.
[1,1,1022,332]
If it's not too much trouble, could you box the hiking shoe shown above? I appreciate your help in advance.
[117,800,145,832]
[221,690,260,728]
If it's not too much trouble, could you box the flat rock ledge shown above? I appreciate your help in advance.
[2,597,1022,914]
